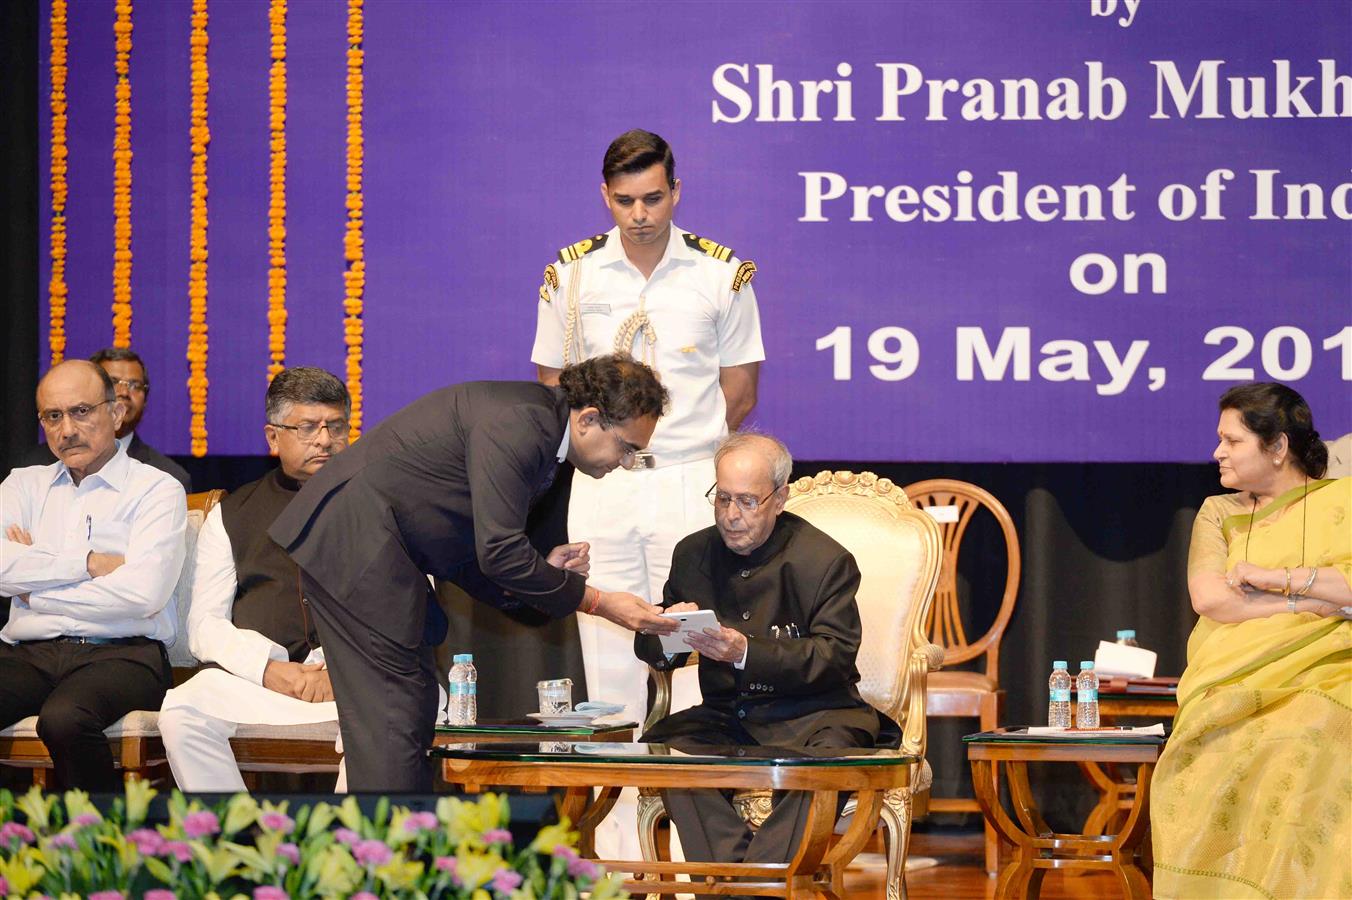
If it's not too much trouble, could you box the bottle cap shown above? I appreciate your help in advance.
[1117,629,1136,639]
[453,653,473,663]
[1053,660,1068,669]
[1081,660,1094,669]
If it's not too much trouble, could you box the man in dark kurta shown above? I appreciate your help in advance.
[636,433,891,868]
[268,355,679,792]
[159,367,351,791]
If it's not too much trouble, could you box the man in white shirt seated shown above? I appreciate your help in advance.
[0,360,187,791]
[158,367,351,792]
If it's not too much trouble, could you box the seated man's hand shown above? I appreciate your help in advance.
[295,665,335,703]
[547,541,590,578]
[86,552,126,578]
[685,625,748,665]
[664,601,700,614]
[595,591,679,635]
[6,525,33,545]
[264,660,334,702]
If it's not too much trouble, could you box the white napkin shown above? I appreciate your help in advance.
[574,701,626,716]
[1093,640,1157,679]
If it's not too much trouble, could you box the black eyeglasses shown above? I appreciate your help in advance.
[269,419,351,442]
[705,483,781,513]
[37,399,113,429]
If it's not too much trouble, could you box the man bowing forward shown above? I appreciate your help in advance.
[269,354,678,791]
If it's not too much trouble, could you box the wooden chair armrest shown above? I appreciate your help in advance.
[643,653,700,734]
[644,665,673,734]
[900,643,943,758]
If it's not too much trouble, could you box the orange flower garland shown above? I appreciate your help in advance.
[48,0,69,364]
[186,0,210,456]
[266,0,288,381]
[343,0,365,436]
[112,0,134,347]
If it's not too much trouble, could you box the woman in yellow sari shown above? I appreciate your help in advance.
[1153,383,1352,899]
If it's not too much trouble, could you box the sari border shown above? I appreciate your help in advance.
[1220,478,1336,542]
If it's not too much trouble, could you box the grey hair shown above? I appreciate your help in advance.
[716,431,793,489]
[265,367,351,423]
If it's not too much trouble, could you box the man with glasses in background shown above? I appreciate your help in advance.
[14,347,192,492]
[636,432,892,868]
[159,367,353,791]
[0,360,187,790]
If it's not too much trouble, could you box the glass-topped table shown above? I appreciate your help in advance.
[964,730,1162,899]
[432,741,917,898]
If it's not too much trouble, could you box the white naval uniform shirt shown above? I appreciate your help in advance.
[531,225,765,464]
[0,446,186,644]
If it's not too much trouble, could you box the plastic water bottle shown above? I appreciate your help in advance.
[1115,629,1140,647]
[1048,661,1072,729]
[449,653,478,726]
[1076,660,1100,729]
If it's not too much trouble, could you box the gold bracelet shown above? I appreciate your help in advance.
[1282,567,1292,597]
[1295,567,1318,596]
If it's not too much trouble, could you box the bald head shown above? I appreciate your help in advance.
[711,432,794,556]
[36,360,125,483]
[714,432,793,489]
[36,360,116,405]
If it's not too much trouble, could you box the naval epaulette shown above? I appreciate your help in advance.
[683,232,736,263]
[557,233,609,264]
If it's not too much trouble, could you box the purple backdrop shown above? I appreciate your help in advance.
[37,0,1352,461]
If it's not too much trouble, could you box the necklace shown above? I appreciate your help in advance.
[1244,476,1308,567]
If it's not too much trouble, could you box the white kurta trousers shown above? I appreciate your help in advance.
[159,667,342,793]
[570,457,712,859]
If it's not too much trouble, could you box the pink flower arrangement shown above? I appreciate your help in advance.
[252,887,288,900]
[72,813,101,828]
[334,827,360,846]
[352,838,393,867]
[0,821,34,846]
[277,842,300,866]
[144,891,177,900]
[492,868,524,893]
[127,828,165,856]
[183,810,221,838]
[483,827,512,844]
[403,810,439,833]
[260,812,295,834]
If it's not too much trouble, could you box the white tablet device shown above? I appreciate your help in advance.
[658,609,720,654]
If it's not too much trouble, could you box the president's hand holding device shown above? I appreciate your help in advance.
[658,608,720,654]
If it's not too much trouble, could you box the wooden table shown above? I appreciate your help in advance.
[965,732,1163,899]
[435,741,916,900]
[1079,691,1177,837]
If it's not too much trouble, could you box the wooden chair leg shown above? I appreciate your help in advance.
[879,787,913,900]
[980,692,1003,876]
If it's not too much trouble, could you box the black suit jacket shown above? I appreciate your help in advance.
[14,433,192,492]
[268,381,585,647]
[636,512,878,729]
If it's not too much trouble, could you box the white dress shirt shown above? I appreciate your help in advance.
[532,225,765,464]
[1,446,186,643]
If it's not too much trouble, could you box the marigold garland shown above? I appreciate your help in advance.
[266,0,288,381]
[111,0,134,347]
[48,0,70,365]
[343,0,365,436]
[186,0,210,456]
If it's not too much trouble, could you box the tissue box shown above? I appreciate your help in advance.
[1093,640,1157,679]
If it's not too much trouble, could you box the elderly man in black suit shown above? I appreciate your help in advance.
[14,347,192,492]
[269,354,680,791]
[636,432,893,871]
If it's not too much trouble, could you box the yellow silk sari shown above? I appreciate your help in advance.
[1152,477,1352,899]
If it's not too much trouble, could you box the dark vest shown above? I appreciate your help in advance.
[219,469,318,662]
